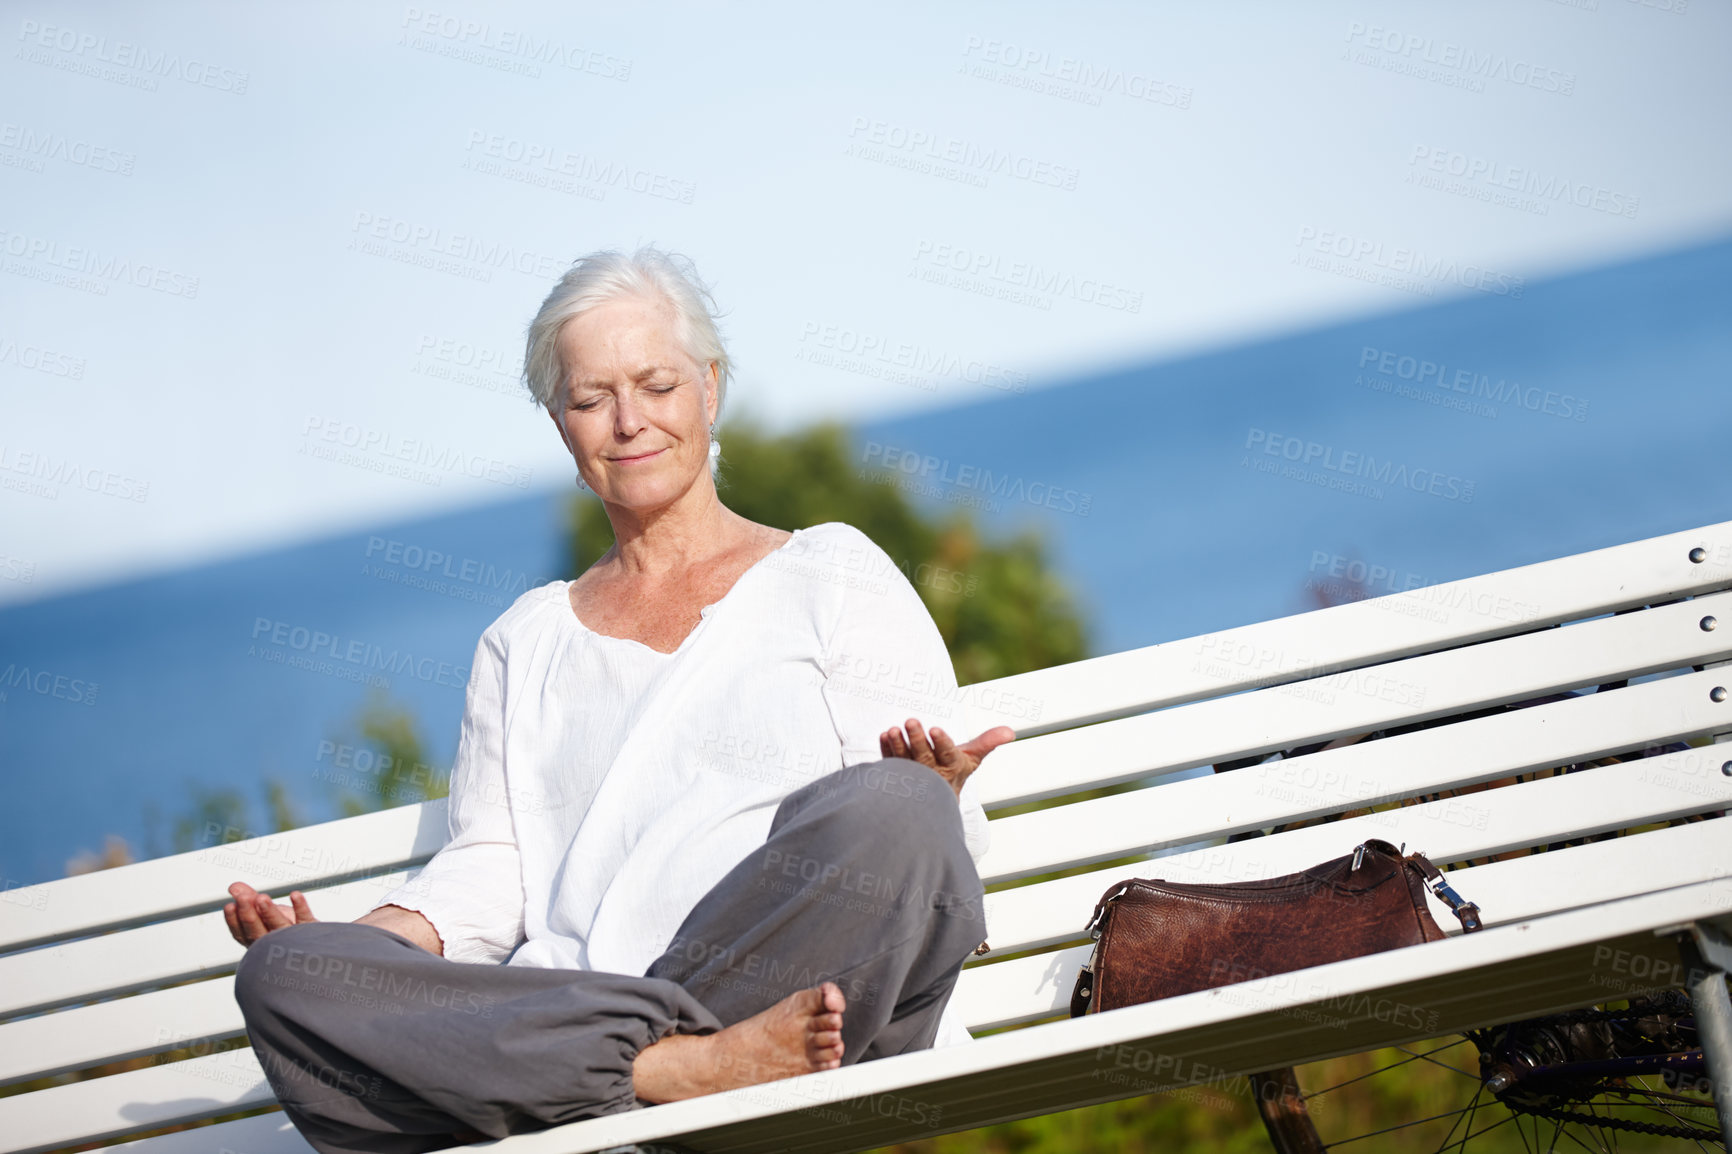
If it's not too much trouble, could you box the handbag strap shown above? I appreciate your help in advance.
[1403,849,1484,933]
[1085,879,1137,937]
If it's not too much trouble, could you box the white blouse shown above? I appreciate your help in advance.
[373,521,991,1047]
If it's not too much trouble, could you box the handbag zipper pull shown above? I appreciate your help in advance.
[1351,843,1366,871]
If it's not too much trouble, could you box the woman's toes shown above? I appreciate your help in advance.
[814,1037,844,1067]
[819,981,846,1014]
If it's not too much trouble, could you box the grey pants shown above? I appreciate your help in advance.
[233,759,985,1154]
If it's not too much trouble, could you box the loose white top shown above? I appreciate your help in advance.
[374,521,990,1047]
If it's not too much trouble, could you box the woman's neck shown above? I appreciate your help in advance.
[601,490,746,577]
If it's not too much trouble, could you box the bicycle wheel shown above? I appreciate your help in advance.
[1255,995,1723,1152]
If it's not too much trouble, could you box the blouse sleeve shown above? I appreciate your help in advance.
[818,530,991,865]
[370,625,527,963]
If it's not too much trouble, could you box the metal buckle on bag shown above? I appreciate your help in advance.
[1086,894,1118,939]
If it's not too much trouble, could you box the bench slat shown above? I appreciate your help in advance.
[0,804,443,953]
[0,975,240,1087]
[0,871,413,1020]
[979,747,1732,958]
[979,667,1730,881]
[977,589,1731,809]
[112,1113,309,1154]
[957,815,1731,1031]
[970,520,1731,737]
[0,1046,273,1154]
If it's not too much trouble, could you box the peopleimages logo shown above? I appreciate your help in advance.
[1407,146,1638,220]
[249,618,470,690]
[1357,346,1588,421]
[1343,22,1575,96]
[1244,429,1475,503]
[15,19,251,93]
[1294,227,1523,299]
[0,228,200,298]
[0,122,136,174]
[861,440,1091,516]
[911,240,1142,313]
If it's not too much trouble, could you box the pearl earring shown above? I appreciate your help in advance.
[574,472,589,492]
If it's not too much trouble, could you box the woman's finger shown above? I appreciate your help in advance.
[899,719,937,767]
[290,891,317,923]
[234,892,267,942]
[257,893,293,930]
[223,901,245,946]
[903,718,928,753]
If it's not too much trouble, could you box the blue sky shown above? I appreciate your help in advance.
[3,0,1730,604]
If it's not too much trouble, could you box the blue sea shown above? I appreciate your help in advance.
[3,236,1728,888]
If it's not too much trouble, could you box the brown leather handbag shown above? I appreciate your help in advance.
[1070,839,1483,1017]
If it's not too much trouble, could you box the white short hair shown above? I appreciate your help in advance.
[523,246,731,422]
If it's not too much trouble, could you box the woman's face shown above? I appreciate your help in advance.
[549,294,718,511]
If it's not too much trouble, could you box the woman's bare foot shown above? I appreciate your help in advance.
[633,982,846,1104]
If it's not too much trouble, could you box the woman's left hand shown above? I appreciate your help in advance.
[879,718,1016,798]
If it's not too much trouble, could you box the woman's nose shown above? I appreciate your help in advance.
[612,395,645,436]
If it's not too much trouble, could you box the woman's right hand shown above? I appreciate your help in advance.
[223,881,316,947]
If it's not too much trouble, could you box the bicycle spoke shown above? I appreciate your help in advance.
[1451,1110,1523,1151]
[1514,1109,1538,1154]
[1326,1106,1490,1148]
[1271,991,1722,1154]
[1554,1120,1609,1154]
[1393,1042,1484,1082]
[1602,1079,1716,1110]
[1580,1100,1617,1153]
[1593,1101,1622,1153]
[1298,1053,1426,1101]
[1442,1083,1486,1154]
[1611,1080,1719,1147]
[1301,1040,1473,1101]
[1432,1081,1481,1152]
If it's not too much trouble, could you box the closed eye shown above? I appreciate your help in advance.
[571,383,678,411]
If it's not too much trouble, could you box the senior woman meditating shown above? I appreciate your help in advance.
[224,247,1015,1154]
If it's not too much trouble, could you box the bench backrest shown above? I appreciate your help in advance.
[3,521,1729,1154]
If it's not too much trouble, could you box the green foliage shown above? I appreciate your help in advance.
[567,416,1092,681]
[151,776,302,857]
[876,1086,1273,1154]
[329,690,450,818]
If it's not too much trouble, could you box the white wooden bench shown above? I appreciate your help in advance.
[5,520,1731,1153]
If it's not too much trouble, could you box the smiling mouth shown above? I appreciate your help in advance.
[609,448,666,463]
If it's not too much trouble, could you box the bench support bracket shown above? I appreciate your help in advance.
[1679,921,1732,1142]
